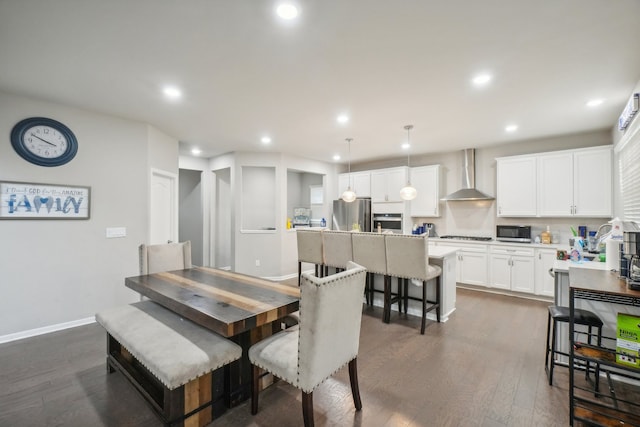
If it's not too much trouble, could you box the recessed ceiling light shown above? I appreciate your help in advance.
[333,154,341,161]
[191,148,202,155]
[586,99,604,107]
[261,136,272,144]
[401,143,411,150]
[337,114,349,124]
[472,74,492,86]
[505,124,518,132]
[276,3,299,20]
[162,86,182,99]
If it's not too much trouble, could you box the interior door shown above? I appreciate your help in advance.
[150,168,178,245]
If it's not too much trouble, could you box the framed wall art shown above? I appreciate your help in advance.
[0,181,90,219]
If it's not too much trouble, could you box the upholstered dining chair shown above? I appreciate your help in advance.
[249,262,367,427]
[352,232,394,311]
[384,234,442,334]
[296,229,324,286]
[322,230,353,276]
[139,241,192,275]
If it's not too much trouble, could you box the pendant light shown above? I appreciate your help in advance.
[400,125,417,201]
[341,138,357,202]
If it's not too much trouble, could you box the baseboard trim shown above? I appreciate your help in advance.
[0,316,96,344]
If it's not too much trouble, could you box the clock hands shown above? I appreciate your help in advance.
[30,133,57,147]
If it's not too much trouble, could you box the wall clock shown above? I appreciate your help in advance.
[11,117,78,167]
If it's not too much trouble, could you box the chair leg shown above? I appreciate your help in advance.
[348,358,363,411]
[549,317,557,386]
[403,279,409,313]
[383,275,390,323]
[544,310,551,374]
[421,280,427,334]
[302,391,314,427]
[435,276,441,323]
[251,364,260,415]
[397,277,403,314]
[585,325,592,381]
[595,325,601,395]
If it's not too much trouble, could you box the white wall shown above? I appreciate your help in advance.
[179,169,204,265]
[0,91,177,339]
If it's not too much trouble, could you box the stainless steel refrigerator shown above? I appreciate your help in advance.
[332,197,372,232]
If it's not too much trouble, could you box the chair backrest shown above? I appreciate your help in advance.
[297,262,367,393]
[351,232,387,275]
[322,230,353,269]
[384,234,430,280]
[139,241,192,275]
[296,229,324,264]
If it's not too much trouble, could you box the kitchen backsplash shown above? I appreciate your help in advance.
[412,201,608,245]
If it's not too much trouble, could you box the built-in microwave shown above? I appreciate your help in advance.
[496,225,532,243]
[373,213,403,234]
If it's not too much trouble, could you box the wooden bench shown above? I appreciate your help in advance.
[96,300,242,427]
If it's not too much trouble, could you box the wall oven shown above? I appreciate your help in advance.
[373,213,403,234]
[496,225,532,243]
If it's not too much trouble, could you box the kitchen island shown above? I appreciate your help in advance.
[370,244,458,322]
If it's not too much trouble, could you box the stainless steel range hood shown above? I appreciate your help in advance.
[441,149,495,201]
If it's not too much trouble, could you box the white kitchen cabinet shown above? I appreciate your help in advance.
[437,241,488,286]
[534,248,556,297]
[370,167,407,203]
[573,147,612,217]
[537,146,612,217]
[409,165,440,217]
[496,155,537,217]
[338,171,371,198]
[489,245,535,293]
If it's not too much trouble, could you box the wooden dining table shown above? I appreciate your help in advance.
[125,266,300,407]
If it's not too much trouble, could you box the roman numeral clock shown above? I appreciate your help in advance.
[11,117,78,166]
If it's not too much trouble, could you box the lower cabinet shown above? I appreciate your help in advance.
[534,248,556,297]
[437,242,487,286]
[435,240,556,298]
[489,246,535,293]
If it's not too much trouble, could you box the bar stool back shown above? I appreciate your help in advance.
[322,230,353,274]
[352,232,388,308]
[296,229,324,286]
[384,234,442,334]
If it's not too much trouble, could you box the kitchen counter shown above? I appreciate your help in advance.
[553,259,610,274]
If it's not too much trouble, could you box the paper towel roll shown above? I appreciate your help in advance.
[606,239,622,271]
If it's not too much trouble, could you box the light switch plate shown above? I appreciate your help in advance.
[106,227,127,238]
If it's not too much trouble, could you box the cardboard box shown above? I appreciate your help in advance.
[616,313,640,368]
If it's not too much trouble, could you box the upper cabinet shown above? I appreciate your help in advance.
[370,167,407,203]
[338,171,371,198]
[496,145,612,218]
[496,156,537,217]
[538,146,612,217]
[410,165,441,217]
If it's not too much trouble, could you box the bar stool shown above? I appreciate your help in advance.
[352,233,392,311]
[296,229,324,286]
[384,234,442,334]
[545,305,603,391]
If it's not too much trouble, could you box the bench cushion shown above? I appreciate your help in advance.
[96,300,241,390]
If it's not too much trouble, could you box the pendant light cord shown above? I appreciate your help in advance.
[404,125,413,178]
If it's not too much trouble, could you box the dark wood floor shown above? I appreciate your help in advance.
[0,288,572,427]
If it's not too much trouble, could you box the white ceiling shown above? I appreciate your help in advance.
[1,1,639,163]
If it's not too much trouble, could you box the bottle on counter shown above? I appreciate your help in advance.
[320,217,326,227]
[286,218,292,229]
[541,226,551,244]
[570,238,583,262]
[377,223,382,233]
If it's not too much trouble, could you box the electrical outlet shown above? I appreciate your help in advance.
[255,259,260,267]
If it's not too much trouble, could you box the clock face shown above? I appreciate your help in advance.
[11,117,78,166]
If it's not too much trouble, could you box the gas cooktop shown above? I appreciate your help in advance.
[438,235,493,241]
